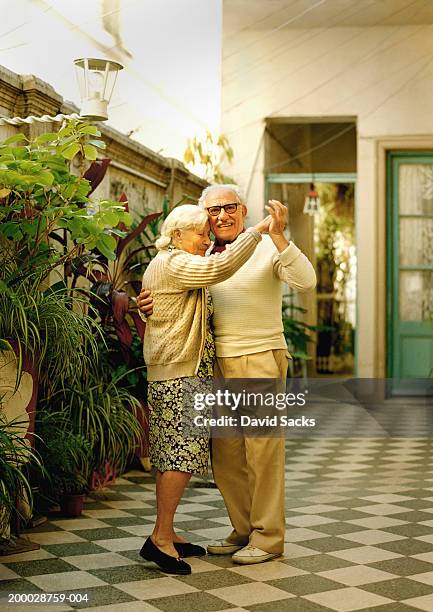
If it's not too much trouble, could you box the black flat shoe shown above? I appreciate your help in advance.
[174,542,207,558]
[139,537,191,575]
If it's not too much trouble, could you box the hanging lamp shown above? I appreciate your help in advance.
[303,182,321,216]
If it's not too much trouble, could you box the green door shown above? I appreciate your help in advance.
[387,153,433,395]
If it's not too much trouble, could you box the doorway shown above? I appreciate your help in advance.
[387,152,433,395]
[266,174,356,377]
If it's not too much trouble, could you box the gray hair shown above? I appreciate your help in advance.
[198,184,245,209]
[155,204,208,250]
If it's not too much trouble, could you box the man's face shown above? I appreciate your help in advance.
[203,189,247,244]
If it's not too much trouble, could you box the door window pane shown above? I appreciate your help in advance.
[399,271,433,321]
[399,218,433,266]
[399,164,433,215]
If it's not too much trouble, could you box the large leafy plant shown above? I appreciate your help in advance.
[0,121,132,279]
[0,121,132,384]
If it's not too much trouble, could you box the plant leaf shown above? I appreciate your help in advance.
[61,143,81,160]
[83,158,111,195]
[2,134,27,145]
[96,233,117,260]
[78,125,101,136]
[83,145,98,161]
[87,139,106,149]
[116,212,162,257]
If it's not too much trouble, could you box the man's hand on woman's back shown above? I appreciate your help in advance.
[138,288,153,316]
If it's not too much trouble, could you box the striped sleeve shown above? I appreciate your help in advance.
[166,228,261,289]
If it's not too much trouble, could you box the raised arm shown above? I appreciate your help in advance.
[166,227,262,289]
[272,243,316,291]
[264,199,316,291]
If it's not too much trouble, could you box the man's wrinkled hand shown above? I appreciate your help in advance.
[137,288,153,316]
[265,200,288,237]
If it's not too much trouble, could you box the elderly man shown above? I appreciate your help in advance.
[138,184,316,564]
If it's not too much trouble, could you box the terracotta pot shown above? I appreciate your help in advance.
[60,494,85,517]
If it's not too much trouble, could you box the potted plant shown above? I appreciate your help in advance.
[0,411,41,546]
[36,412,92,517]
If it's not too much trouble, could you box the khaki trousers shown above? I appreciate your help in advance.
[211,349,288,554]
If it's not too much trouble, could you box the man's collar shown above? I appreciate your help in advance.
[210,227,246,252]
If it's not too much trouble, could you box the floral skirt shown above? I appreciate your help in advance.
[148,377,212,476]
[148,310,215,476]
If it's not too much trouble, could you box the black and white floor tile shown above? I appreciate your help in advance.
[3,437,433,610]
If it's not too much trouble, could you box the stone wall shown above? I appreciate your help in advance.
[0,64,207,218]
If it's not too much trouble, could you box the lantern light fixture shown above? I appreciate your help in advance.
[0,58,123,126]
[74,58,123,122]
[303,183,321,216]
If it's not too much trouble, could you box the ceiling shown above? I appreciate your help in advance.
[223,0,433,38]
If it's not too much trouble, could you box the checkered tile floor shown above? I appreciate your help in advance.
[3,438,433,610]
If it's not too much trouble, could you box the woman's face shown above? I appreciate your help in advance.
[174,222,211,256]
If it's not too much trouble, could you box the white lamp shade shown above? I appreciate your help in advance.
[74,58,123,121]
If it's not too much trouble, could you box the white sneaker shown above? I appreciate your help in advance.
[232,544,282,565]
[207,540,245,555]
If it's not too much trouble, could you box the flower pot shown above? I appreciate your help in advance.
[60,494,85,517]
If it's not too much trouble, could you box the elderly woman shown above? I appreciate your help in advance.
[139,204,269,575]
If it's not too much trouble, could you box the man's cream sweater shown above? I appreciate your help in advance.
[210,236,316,357]
[142,228,261,381]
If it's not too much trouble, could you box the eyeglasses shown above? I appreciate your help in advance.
[206,203,240,216]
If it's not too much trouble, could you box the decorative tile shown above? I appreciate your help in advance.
[93,537,145,552]
[285,554,353,573]
[229,561,306,581]
[284,528,325,543]
[285,515,337,527]
[338,530,405,545]
[402,593,433,611]
[24,532,85,545]
[207,582,293,607]
[115,576,198,599]
[362,577,433,600]
[246,599,335,611]
[89,564,165,584]
[282,543,322,559]
[408,571,433,586]
[71,527,129,541]
[318,565,397,586]
[0,565,20,581]
[177,569,253,590]
[3,559,77,577]
[63,553,136,571]
[378,539,433,556]
[267,574,343,596]
[51,519,110,531]
[146,591,237,611]
[303,586,392,611]
[100,517,154,528]
[27,570,106,592]
[0,549,54,563]
[301,537,361,553]
[61,585,137,609]
[81,602,159,610]
[83,509,132,519]
[43,542,107,557]
[356,504,409,516]
[368,557,433,576]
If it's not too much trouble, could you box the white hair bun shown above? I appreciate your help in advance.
[155,235,172,250]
